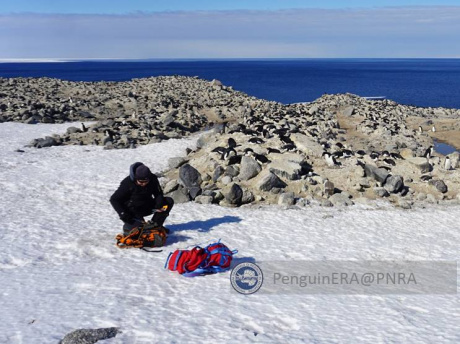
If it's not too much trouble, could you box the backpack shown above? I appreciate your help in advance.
[165,241,237,277]
[116,223,168,251]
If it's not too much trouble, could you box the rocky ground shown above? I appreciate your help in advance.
[1,76,459,208]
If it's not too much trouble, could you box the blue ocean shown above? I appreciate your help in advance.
[1,59,460,109]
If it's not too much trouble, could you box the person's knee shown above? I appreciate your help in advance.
[165,197,174,211]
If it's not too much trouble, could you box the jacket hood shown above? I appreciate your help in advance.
[129,162,145,181]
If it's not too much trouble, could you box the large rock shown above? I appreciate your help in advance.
[60,327,119,344]
[329,193,354,206]
[268,159,305,180]
[407,157,433,173]
[373,187,390,198]
[178,164,202,189]
[212,165,225,182]
[195,195,213,204]
[278,192,295,206]
[323,179,335,196]
[384,175,404,193]
[364,164,389,185]
[255,171,287,191]
[400,148,415,159]
[290,134,324,158]
[225,183,243,205]
[163,179,179,194]
[168,157,187,169]
[449,152,460,168]
[167,186,191,203]
[429,179,448,193]
[239,156,262,180]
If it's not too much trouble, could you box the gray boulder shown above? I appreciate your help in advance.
[239,156,262,180]
[66,126,81,134]
[278,192,295,206]
[384,175,404,193]
[290,134,324,157]
[429,179,448,193]
[60,327,119,344]
[225,165,239,177]
[163,179,179,194]
[167,187,191,204]
[189,187,202,200]
[212,166,225,182]
[329,193,354,206]
[364,164,389,185]
[161,111,176,126]
[241,188,255,204]
[449,152,460,168]
[195,195,214,204]
[168,157,187,169]
[268,160,304,180]
[256,171,287,191]
[31,136,59,148]
[225,183,243,205]
[407,157,432,173]
[374,187,390,198]
[179,164,202,189]
[323,180,335,196]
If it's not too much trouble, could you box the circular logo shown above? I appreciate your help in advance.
[230,262,263,294]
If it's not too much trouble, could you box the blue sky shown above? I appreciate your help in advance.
[3,0,460,13]
[1,1,460,59]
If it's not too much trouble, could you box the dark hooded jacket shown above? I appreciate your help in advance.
[110,162,164,217]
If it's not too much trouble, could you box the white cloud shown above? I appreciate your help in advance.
[1,7,459,58]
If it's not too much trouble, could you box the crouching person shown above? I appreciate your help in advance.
[110,162,174,235]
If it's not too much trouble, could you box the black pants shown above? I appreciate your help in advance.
[123,197,174,234]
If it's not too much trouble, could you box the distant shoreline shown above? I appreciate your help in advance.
[2,57,460,64]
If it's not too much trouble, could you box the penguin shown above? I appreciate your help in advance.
[248,137,264,144]
[243,148,254,156]
[418,126,423,133]
[279,135,293,144]
[370,151,380,161]
[323,152,339,167]
[281,144,297,152]
[356,150,366,158]
[81,123,88,132]
[444,156,452,170]
[222,147,237,160]
[211,146,226,155]
[262,129,271,139]
[227,155,242,165]
[356,160,366,168]
[228,137,237,148]
[104,129,114,140]
[390,152,404,160]
[342,149,353,158]
[267,148,281,154]
[424,146,434,159]
[383,158,396,166]
[431,126,436,133]
[254,153,270,164]
[420,175,432,182]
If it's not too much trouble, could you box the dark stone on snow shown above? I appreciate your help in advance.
[59,327,119,344]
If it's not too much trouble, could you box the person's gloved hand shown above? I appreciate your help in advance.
[120,211,134,224]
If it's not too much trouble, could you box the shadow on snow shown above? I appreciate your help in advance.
[168,216,242,233]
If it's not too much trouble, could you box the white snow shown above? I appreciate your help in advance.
[0,122,458,343]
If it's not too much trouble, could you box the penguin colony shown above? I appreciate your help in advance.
[1,77,459,206]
